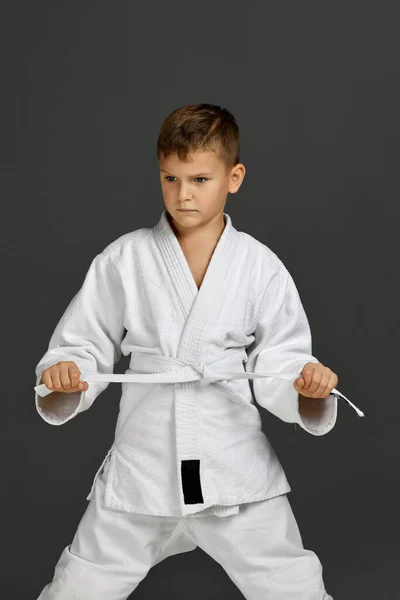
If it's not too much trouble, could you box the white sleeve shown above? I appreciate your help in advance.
[34,249,125,426]
[246,264,337,436]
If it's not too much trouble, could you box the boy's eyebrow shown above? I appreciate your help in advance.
[160,169,213,176]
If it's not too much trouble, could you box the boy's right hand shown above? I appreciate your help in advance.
[40,361,89,393]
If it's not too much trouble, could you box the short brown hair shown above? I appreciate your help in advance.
[157,103,240,173]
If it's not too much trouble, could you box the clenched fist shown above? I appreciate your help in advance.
[40,361,89,393]
[293,362,338,399]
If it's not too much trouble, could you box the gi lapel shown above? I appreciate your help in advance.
[153,209,239,363]
[153,209,240,510]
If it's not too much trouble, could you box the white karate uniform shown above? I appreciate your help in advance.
[37,456,334,600]
[34,209,363,598]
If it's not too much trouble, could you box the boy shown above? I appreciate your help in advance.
[34,104,363,599]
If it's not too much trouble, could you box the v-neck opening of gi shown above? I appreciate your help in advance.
[159,210,231,299]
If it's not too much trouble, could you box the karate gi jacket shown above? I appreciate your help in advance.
[34,210,364,518]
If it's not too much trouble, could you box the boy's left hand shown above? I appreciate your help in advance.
[293,362,338,399]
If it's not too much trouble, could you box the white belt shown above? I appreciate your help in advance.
[34,348,364,417]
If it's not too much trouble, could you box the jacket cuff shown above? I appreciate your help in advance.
[34,369,107,425]
[297,393,338,436]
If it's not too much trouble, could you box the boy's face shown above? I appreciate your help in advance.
[158,150,245,231]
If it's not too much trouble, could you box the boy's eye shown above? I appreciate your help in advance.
[164,176,208,183]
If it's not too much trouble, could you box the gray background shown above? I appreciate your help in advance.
[2,1,399,598]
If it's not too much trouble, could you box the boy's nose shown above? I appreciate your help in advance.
[177,185,194,200]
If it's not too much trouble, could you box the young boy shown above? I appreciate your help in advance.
[34,104,363,600]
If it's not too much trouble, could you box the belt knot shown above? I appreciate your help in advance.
[189,360,221,388]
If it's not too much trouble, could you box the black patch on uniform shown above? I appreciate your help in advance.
[181,459,204,504]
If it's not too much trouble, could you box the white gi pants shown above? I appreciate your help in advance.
[37,459,333,600]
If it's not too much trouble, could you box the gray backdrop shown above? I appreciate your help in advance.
[2,1,399,598]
